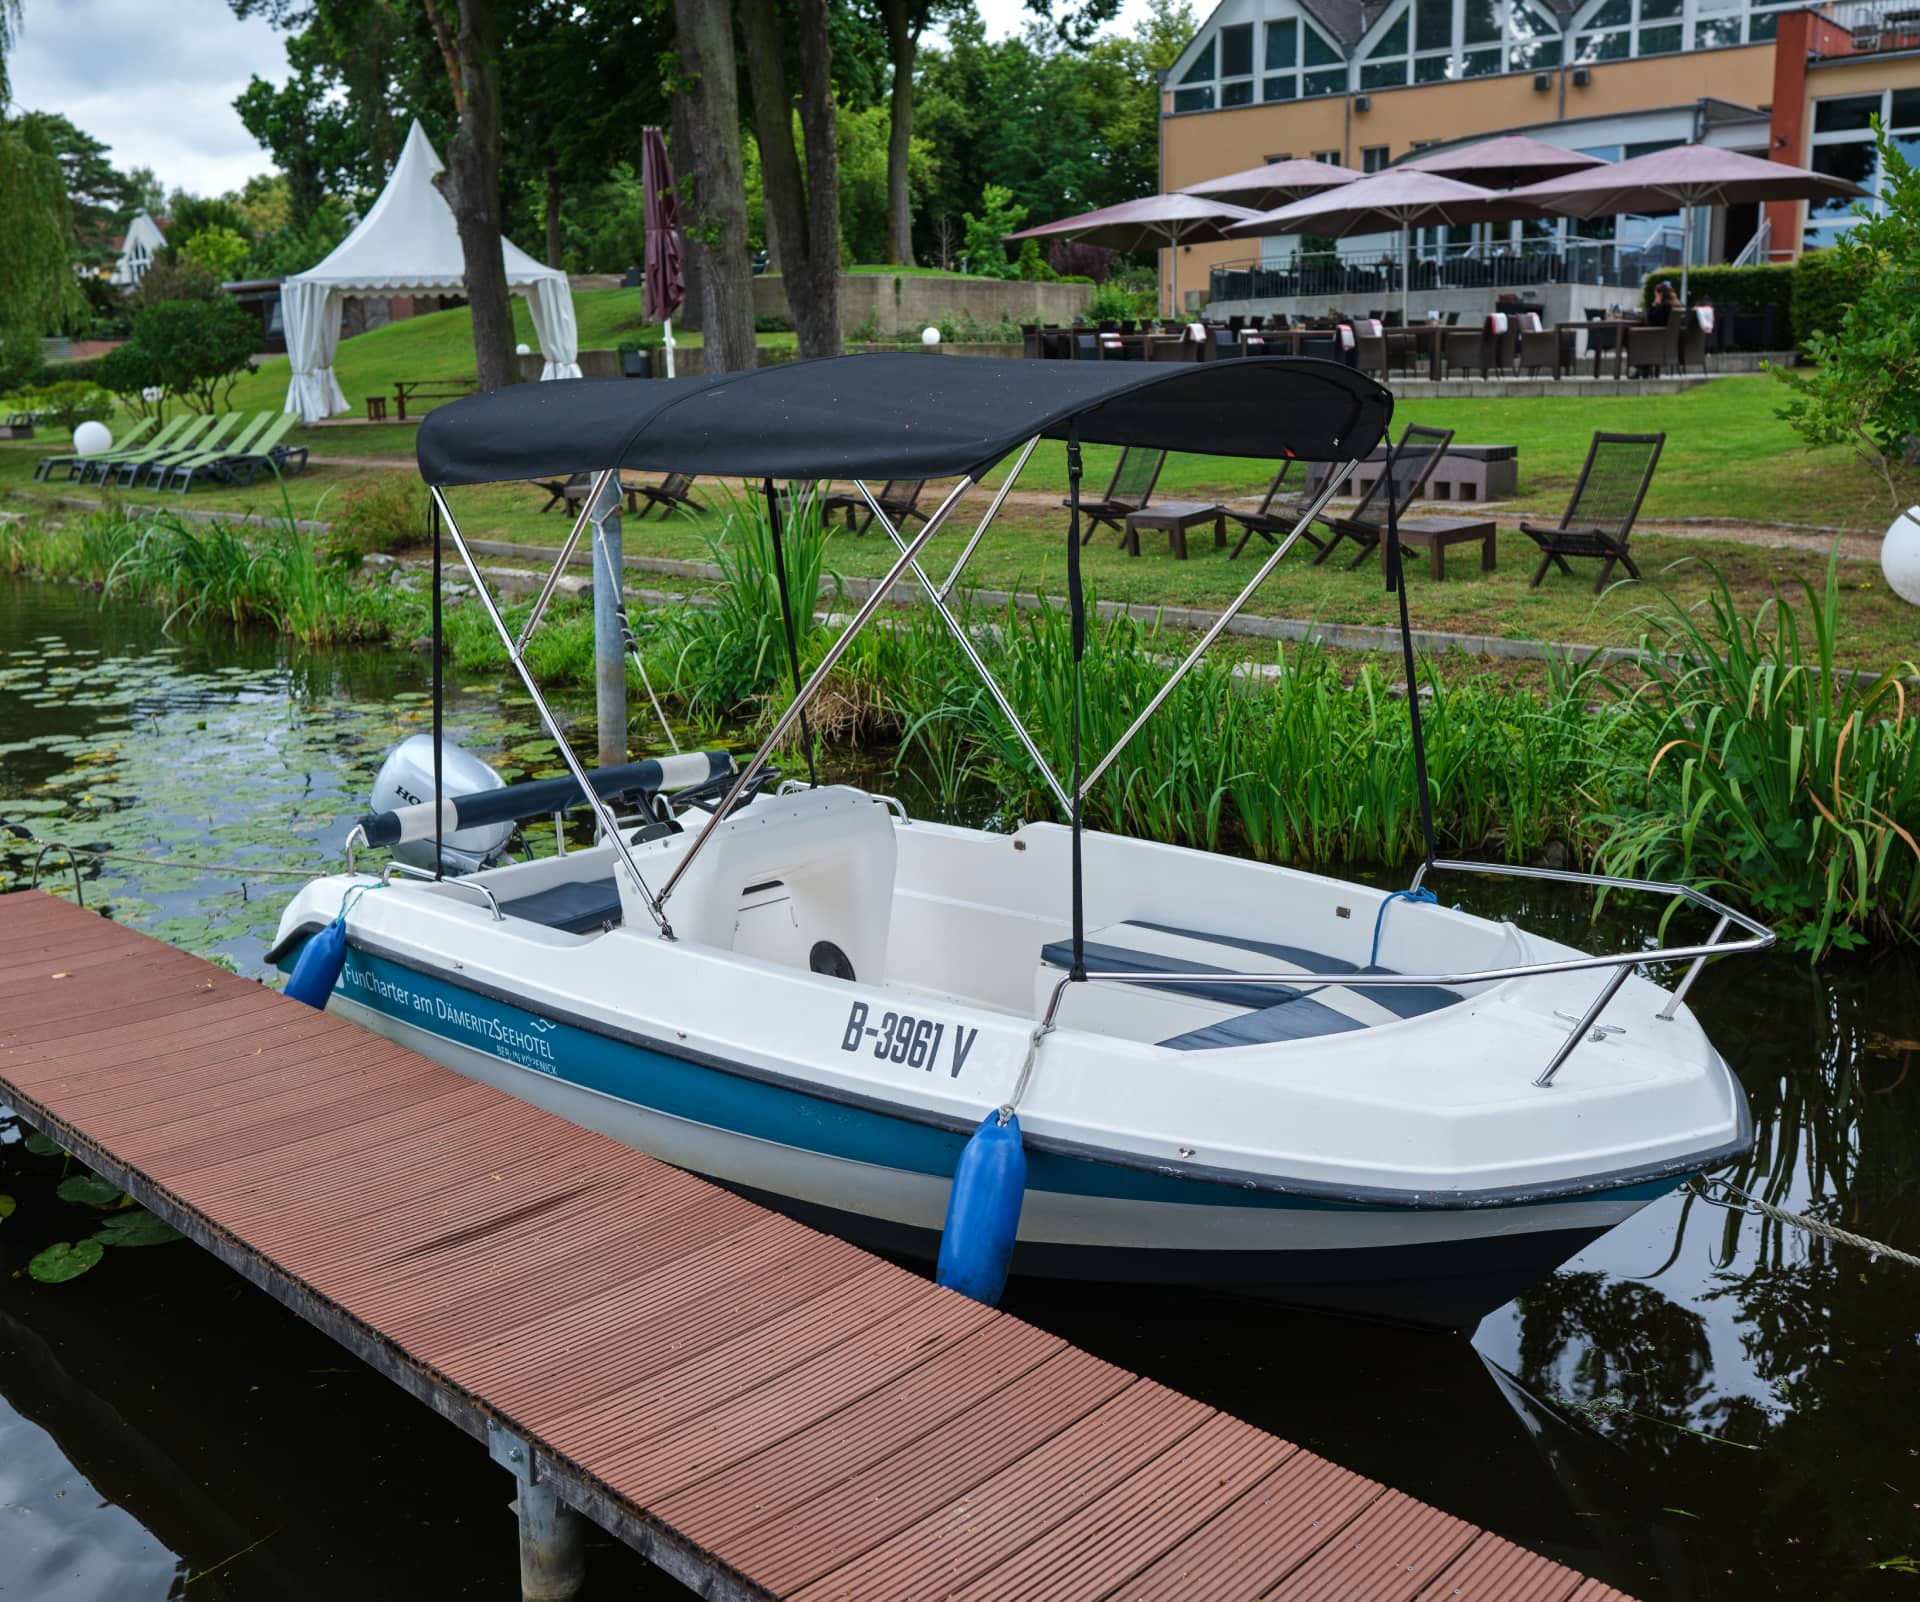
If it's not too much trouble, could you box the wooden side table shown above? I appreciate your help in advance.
[1388,515,1497,581]
[1122,502,1226,559]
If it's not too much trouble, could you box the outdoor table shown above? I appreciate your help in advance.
[394,378,479,421]
[1387,515,1497,581]
[1124,501,1226,559]
[364,395,388,422]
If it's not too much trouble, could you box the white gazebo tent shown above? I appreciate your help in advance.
[281,119,582,422]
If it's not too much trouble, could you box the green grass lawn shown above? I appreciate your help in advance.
[9,357,1910,674]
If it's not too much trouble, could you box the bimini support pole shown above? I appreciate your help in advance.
[431,492,444,879]
[429,482,674,937]
[1078,457,1358,796]
[655,475,978,911]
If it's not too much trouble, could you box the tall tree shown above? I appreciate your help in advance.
[669,0,755,371]
[737,0,840,357]
[0,4,85,338]
[423,0,516,392]
[875,0,929,267]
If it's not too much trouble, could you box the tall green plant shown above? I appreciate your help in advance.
[1593,559,1920,954]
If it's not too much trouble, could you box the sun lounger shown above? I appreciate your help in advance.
[217,412,309,486]
[121,412,251,489]
[170,411,302,491]
[86,414,221,487]
[35,416,162,481]
[154,412,275,491]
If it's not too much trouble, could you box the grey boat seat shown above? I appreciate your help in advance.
[1039,919,1461,1051]
[498,876,624,934]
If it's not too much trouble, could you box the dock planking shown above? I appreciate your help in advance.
[0,890,1635,1602]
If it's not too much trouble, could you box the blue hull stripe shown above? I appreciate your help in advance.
[315,946,1679,1218]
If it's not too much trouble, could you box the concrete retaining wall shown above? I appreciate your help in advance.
[753,273,1091,339]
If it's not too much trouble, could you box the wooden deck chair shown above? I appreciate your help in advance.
[1227,461,1326,560]
[533,472,589,512]
[1309,424,1455,569]
[630,471,704,520]
[1069,446,1167,544]
[1519,431,1664,593]
[821,478,928,535]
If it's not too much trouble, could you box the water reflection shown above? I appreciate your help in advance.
[1,577,1916,1599]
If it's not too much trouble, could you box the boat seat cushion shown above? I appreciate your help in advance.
[1039,919,1460,1051]
[499,877,624,935]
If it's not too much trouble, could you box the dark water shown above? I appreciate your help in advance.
[2,577,1915,1600]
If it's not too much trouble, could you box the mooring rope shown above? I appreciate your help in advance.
[3,824,323,909]
[1687,1175,1920,1270]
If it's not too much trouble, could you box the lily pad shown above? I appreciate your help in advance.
[93,1209,183,1248]
[22,1133,63,1157]
[29,1239,105,1282]
[56,1174,123,1207]
[0,1194,15,1219]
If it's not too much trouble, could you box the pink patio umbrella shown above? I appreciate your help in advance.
[1005,193,1263,317]
[1505,144,1866,299]
[1177,157,1363,212]
[640,126,685,377]
[1232,169,1541,322]
[1399,134,1607,189]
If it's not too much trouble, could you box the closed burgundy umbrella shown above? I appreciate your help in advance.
[1005,193,1262,317]
[1232,169,1540,322]
[1399,134,1607,189]
[1178,157,1363,212]
[1506,144,1866,299]
[640,126,685,378]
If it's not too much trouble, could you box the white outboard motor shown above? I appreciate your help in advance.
[369,735,512,876]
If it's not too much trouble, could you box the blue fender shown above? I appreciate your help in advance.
[935,1110,1027,1306]
[283,916,348,1009]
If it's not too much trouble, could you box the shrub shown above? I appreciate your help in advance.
[1087,282,1151,322]
[1789,246,1873,346]
[1775,125,1920,506]
[132,298,259,413]
[323,474,428,567]
[1640,262,1791,316]
[95,340,166,416]
[1048,239,1116,283]
[1015,238,1056,281]
[127,259,221,310]
[8,380,115,430]
[961,185,1026,280]
[0,328,44,392]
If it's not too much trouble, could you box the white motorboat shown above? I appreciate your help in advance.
[269,356,1769,1328]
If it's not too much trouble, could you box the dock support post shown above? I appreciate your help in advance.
[489,1421,585,1602]
[590,474,627,771]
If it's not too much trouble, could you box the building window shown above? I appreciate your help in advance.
[1362,145,1391,172]
[1175,11,1342,110]
[1807,87,1920,248]
[1360,13,1410,89]
[1312,149,1342,164]
[1377,0,1564,85]
[1572,0,1771,61]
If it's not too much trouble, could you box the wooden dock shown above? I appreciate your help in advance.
[0,889,1632,1601]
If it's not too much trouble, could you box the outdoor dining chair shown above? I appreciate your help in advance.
[1518,431,1664,593]
[822,478,928,535]
[1070,446,1167,543]
[1626,317,1681,378]
[1309,424,1456,569]
[1227,461,1326,560]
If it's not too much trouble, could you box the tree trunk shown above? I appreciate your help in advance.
[737,0,840,359]
[670,0,755,372]
[427,0,516,392]
[879,0,918,268]
[544,164,564,269]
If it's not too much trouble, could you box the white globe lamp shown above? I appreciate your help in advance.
[1882,505,1920,607]
[920,326,940,346]
[73,421,112,457]
[515,342,531,355]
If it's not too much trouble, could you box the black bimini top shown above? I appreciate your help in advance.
[414,353,1392,488]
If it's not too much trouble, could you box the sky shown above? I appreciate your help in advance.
[7,0,1155,202]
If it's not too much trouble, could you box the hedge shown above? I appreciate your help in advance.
[1789,247,1873,346]
[1641,262,1792,318]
